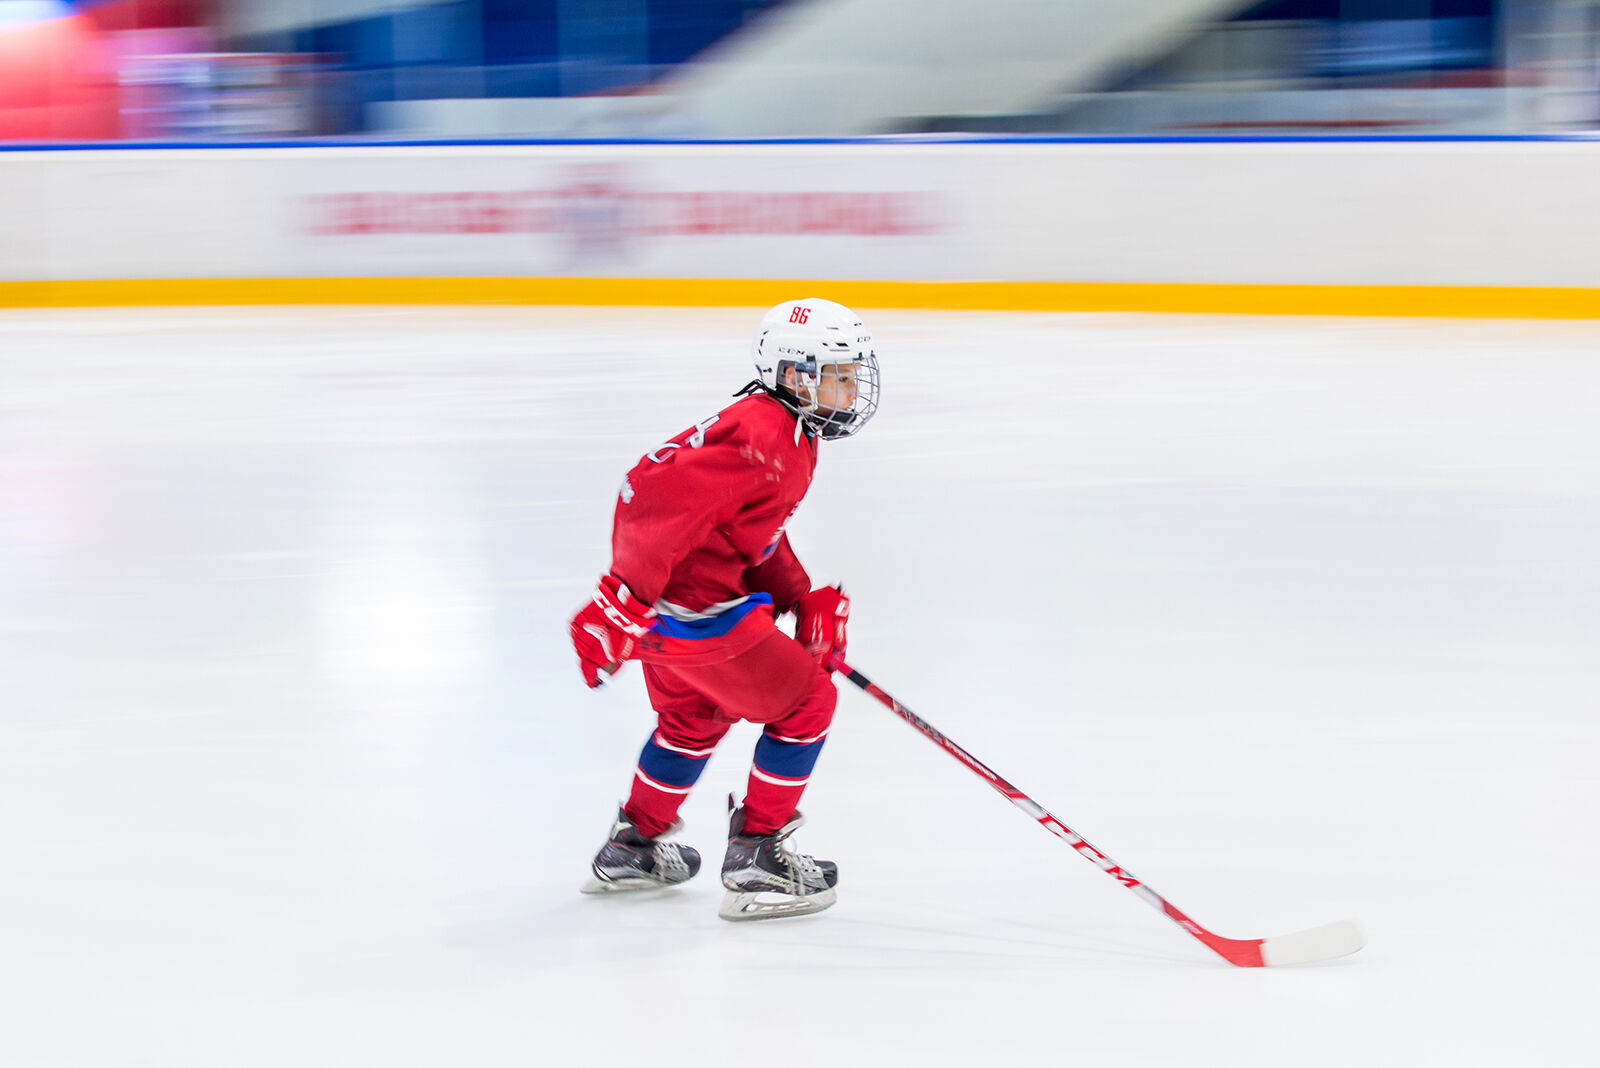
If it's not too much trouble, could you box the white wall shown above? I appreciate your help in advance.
[2,141,1597,287]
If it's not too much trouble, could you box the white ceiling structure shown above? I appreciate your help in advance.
[660,0,1258,136]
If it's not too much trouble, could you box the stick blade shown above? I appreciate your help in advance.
[1259,919,1365,967]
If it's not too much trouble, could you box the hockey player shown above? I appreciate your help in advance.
[568,298,880,921]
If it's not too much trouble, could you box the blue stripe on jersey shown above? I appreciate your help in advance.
[650,593,773,640]
[637,737,713,789]
[752,731,826,781]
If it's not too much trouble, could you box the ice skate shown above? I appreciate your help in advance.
[580,807,701,894]
[719,801,838,921]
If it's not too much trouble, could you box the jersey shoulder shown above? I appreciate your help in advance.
[715,392,805,449]
[629,392,801,476]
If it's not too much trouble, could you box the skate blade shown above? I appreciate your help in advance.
[580,872,680,894]
[718,887,837,921]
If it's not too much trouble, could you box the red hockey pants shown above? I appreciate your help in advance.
[623,619,837,839]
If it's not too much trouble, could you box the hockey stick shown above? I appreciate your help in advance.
[829,656,1363,967]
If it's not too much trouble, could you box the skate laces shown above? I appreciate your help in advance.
[648,820,695,881]
[654,841,691,881]
[768,827,825,891]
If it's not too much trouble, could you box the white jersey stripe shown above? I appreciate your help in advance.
[749,766,810,787]
[634,768,694,795]
[651,732,716,758]
[654,595,753,622]
[767,727,830,745]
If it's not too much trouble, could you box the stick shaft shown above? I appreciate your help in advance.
[829,655,1269,966]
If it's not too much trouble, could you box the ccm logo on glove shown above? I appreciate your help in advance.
[569,573,656,688]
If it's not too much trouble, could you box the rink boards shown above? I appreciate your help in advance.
[1,140,1598,316]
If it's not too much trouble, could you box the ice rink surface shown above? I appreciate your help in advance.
[2,306,1597,1067]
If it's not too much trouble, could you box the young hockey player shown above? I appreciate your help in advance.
[568,298,880,920]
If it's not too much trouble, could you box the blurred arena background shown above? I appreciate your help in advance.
[1,0,1597,140]
[2,1,1598,319]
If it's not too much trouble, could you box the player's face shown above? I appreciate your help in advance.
[803,361,859,416]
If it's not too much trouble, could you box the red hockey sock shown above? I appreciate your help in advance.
[739,725,829,835]
[740,775,806,835]
[623,729,719,838]
[624,778,688,840]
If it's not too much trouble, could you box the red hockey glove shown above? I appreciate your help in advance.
[569,573,656,689]
[795,584,850,666]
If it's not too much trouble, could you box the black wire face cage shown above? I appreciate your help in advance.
[804,350,880,441]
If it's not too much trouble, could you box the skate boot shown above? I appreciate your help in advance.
[719,800,838,921]
[580,807,701,894]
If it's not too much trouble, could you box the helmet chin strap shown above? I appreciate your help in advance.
[791,363,827,443]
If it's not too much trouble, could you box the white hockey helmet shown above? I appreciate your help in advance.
[749,297,880,440]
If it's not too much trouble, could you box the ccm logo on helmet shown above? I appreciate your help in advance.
[789,306,811,324]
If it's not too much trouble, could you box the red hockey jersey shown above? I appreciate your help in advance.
[610,393,816,643]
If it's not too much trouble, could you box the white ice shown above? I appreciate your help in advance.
[1,306,1596,1067]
